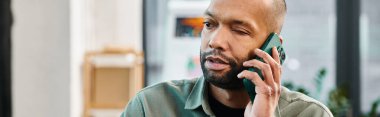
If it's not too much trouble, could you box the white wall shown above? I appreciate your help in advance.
[12,0,142,116]
[12,0,71,117]
[84,0,142,52]
[70,0,85,116]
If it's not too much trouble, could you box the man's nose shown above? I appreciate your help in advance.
[208,28,229,51]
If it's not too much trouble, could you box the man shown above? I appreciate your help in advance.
[121,0,333,116]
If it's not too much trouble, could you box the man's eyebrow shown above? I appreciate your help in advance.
[203,10,256,32]
[204,10,214,18]
[231,20,245,25]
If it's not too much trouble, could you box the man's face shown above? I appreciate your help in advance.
[200,0,273,89]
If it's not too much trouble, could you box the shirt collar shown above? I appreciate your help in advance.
[184,76,206,109]
[184,76,215,116]
[184,76,288,116]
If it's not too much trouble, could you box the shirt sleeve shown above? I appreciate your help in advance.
[120,94,145,117]
[297,103,333,117]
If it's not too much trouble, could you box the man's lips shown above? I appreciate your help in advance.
[205,56,229,71]
[205,56,229,64]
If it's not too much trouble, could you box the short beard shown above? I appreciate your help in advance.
[200,50,246,90]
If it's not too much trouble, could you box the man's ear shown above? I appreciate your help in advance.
[279,35,283,44]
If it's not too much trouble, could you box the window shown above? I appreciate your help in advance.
[360,0,380,113]
[281,0,336,102]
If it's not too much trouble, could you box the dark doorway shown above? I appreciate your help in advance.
[0,0,12,116]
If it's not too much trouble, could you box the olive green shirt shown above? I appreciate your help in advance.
[121,77,333,117]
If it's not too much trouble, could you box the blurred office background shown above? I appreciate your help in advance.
[0,0,379,117]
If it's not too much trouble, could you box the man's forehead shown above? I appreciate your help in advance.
[204,10,254,27]
[205,0,273,20]
[205,0,273,29]
[208,0,273,11]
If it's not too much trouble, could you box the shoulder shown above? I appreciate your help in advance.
[279,86,333,117]
[136,77,199,96]
[121,78,201,117]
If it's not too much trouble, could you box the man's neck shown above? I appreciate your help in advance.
[208,84,250,109]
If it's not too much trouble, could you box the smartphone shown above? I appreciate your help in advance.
[243,33,286,103]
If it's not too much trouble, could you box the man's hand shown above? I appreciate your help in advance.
[237,47,282,117]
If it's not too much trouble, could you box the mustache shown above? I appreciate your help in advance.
[200,50,236,66]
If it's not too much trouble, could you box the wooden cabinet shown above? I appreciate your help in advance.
[83,51,144,117]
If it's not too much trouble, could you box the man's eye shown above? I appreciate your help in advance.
[203,22,213,29]
[233,29,250,35]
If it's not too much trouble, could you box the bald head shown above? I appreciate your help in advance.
[205,0,287,34]
[267,0,287,33]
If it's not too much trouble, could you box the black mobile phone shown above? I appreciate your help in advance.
[243,33,286,103]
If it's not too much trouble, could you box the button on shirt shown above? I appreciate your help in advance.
[121,77,333,117]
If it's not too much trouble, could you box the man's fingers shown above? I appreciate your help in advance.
[271,47,281,84]
[237,70,266,87]
[272,47,280,65]
[238,70,275,96]
[252,48,281,85]
[242,59,275,86]
[253,49,273,65]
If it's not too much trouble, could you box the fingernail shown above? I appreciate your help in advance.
[237,73,242,78]
[255,49,261,53]
[243,62,248,66]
